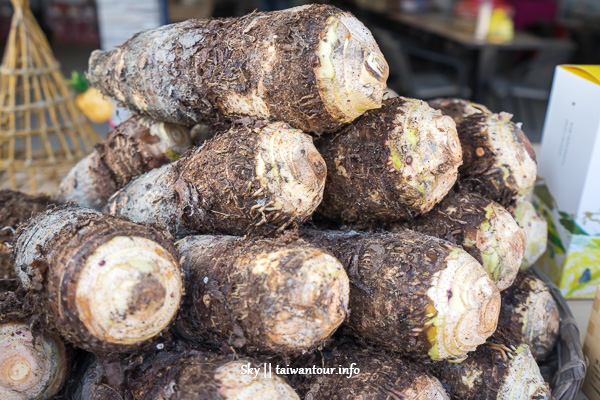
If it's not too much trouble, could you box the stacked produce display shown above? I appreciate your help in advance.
[0,4,560,400]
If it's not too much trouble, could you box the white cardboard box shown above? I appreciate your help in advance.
[538,65,600,236]
[536,66,600,298]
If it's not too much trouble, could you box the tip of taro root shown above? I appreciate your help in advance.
[485,114,538,196]
[388,98,462,214]
[410,375,451,400]
[497,345,550,400]
[255,123,327,220]
[427,248,500,361]
[520,278,560,359]
[139,117,193,158]
[0,322,68,399]
[215,360,300,400]
[513,200,547,270]
[427,97,492,124]
[74,236,182,346]
[254,248,349,352]
[315,14,388,122]
[480,203,525,290]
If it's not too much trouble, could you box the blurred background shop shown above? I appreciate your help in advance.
[1,0,598,142]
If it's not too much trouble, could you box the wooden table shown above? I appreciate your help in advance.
[388,13,575,101]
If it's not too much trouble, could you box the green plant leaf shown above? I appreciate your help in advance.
[547,231,565,254]
[66,71,89,93]
[559,211,588,235]
[534,184,555,210]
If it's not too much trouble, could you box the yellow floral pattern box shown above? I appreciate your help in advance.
[535,180,600,298]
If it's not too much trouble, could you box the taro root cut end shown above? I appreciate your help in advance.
[412,375,451,400]
[255,122,327,223]
[316,14,388,122]
[521,285,559,360]
[497,345,551,399]
[478,203,525,290]
[427,249,500,361]
[399,191,525,291]
[501,271,560,360]
[485,113,537,197]
[176,236,348,354]
[141,117,193,158]
[317,97,462,224]
[388,99,462,214]
[459,113,537,207]
[427,97,492,124]
[0,323,68,400]
[215,360,300,399]
[256,249,350,350]
[513,200,548,270]
[75,236,182,345]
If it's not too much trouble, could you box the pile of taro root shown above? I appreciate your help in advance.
[0,4,558,400]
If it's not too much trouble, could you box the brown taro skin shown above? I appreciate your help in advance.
[0,190,55,292]
[55,116,190,210]
[12,206,182,353]
[316,97,462,225]
[301,229,501,362]
[107,121,327,237]
[396,188,525,291]
[87,5,388,135]
[397,189,490,254]
[287,338,449,399]
[429,326,551,400]
[499,270,560,361]
[428,98,492,124]
[457,112,537,209]
[126,345,299,400]
[70,357,124,400]
[174,235,349,355]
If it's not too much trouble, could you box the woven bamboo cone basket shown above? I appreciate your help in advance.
[0,0,99,193]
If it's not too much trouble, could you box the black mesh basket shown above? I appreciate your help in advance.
[531,266,588,400]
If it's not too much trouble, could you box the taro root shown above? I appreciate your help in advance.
[55,116,192,210]
[72,345,300,400]
[0,190,55,292]
[397,189,525,290]
[316,97,462,224]
[428,97,491,124]
[107,121,327,236]
[287,338,450,399]
[0,320,69,400]
[457,112,537,209]
[302,229,501,362]
[175,235,349,354]
[72,358,122,400]
[429,326,551,400]
[128,345,300,400]
[500,270,559,360]
[87,4,388,134]
[12,206,183,353]
[511,199,548,269]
